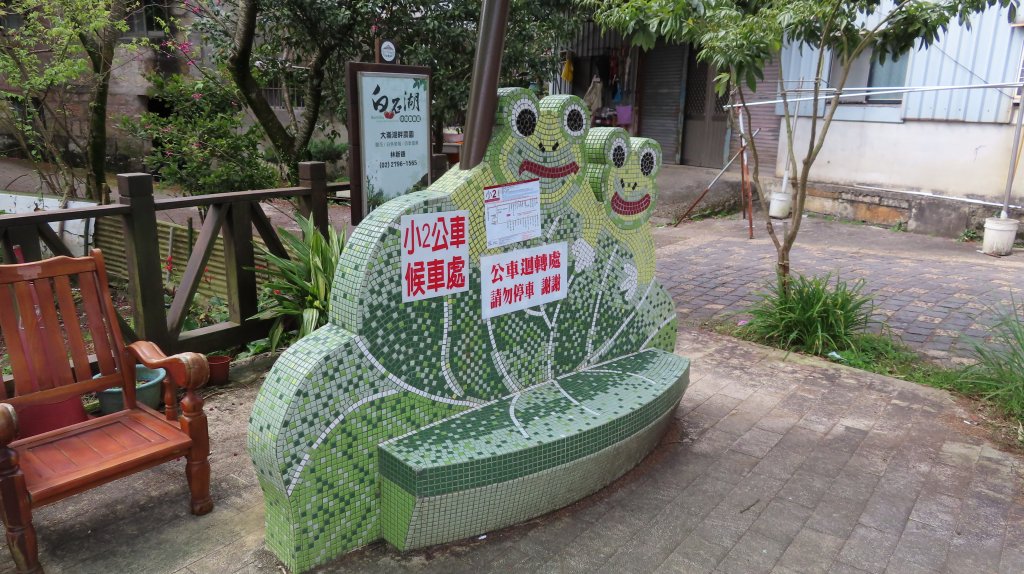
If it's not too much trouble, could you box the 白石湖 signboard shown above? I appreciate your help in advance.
[483,179,542,249]
[358,71,430,212]
[401,211,470,302]
[480,243,568,319]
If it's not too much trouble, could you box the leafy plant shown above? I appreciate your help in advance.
[741,274,875,355]
[121,74,278,196]
[891,221,907,233]
[963,302,1024,419]
[253,214,346,349]
[957,228,982,243]
[307,139,349,162]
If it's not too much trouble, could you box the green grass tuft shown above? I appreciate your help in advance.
[740,274,875,355]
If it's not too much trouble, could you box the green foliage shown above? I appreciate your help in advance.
[253,215,346,350]
[121,74,277,195]
[307,139,349,162]
[957,228,982,242]
[963,302,1024,420]
[832,333,962,388]
[741,274,875,355]
[0,0,125,198]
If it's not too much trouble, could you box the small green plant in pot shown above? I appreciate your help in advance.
[253,214,346,350]
[740,274,875,355]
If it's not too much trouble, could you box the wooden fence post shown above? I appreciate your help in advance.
[298,162,330,237]
[119,173,170,349]
[223,201,259,328]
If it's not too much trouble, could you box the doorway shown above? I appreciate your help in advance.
[681,49,729,168]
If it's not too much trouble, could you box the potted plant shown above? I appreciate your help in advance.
[96,365,167,415]
[207,351,232,386]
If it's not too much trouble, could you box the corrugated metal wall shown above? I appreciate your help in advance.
[780,3,1023,123]
[903,6,1022,122]
[639,42,687,163]
[94,217,273,302]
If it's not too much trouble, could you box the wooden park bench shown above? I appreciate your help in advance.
[248,90,690,572]
[0,249,212,573]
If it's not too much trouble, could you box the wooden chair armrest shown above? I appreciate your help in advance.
[0,404,17,448]
[127,342,210,391]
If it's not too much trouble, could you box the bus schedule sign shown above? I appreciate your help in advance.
[347,63,432,224]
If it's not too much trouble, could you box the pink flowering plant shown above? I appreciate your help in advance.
[122,73,276,195]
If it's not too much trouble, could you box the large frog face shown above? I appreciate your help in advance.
[487,88,589,204]
[585,128,662,231]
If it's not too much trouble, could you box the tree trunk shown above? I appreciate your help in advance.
[80,0,127,204]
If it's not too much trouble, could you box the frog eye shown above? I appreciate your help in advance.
[510,97,538,138]
[609,138,628,168]
[640,149,658,177]
[563,103,586,138]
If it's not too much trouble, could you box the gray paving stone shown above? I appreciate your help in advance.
[895,519,953,571]
[716,530,787,574]
[776,528,845,574]
[749,499,813,545]
[655,534,731,574]
[837,525,900,574]
[859,490,918,534]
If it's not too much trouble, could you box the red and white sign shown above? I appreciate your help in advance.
[480,242,568,319]
[400,211,470,302]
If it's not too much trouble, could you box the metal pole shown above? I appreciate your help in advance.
[460,0,511,170]
[1001,97,1024,218]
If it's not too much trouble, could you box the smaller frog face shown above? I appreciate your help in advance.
[487,89,589,204]
[585,128,661,231]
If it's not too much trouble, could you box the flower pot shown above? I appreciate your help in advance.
[208,355,231,386]
[97,365,166,415]
[769,192,793,219]
[982,217,1020,256]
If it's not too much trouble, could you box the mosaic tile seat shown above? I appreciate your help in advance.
[248,89,690,572]
[379,348,688,549]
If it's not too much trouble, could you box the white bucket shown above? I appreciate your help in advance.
[769,192,793,219]
[982,217,1020,256]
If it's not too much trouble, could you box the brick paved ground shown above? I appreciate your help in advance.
[11,328,1023,574]
[653,216,1024,363]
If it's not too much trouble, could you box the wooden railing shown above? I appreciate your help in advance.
[0,162,347,355]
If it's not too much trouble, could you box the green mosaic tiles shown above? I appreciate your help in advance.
[247,88,689,572]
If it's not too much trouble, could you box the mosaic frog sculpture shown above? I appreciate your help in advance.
[248,88,688,572]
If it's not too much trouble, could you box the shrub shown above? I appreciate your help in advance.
[122,74,278,195]
[741,274,875,355]
[307,139,349,162]
[964,302,1024,419]
[252,214,346,349]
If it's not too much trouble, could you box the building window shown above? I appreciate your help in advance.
[262,76,307,110]
[829,49,909,104]
[125,0,168,37]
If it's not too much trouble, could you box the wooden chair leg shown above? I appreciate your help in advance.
[180,391,213,515]
[0,447,41,573]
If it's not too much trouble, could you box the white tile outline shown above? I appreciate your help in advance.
[486,318,522,393]
[441,299,465,396]
[356,336,482,407]
[585,247,618,358]
[286,389,400,495]
[508,392,529,438]
[640,315,676,350]
[586,279,656,367]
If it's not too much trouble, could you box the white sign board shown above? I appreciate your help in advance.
[480,242,568,319]
[483,179,542,249]
[400,211,470,302]
[358,72,430,213]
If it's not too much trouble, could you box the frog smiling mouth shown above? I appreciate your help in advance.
[611,192,651,216]
[518,160,579,179]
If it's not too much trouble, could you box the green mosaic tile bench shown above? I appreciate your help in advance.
[248,89,690,572]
